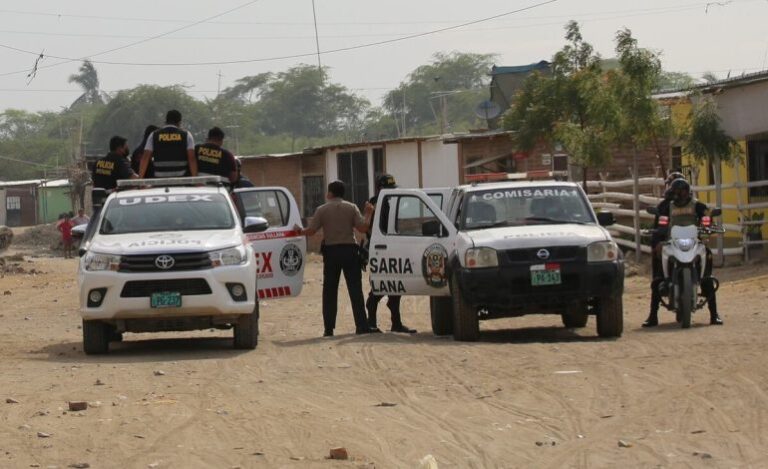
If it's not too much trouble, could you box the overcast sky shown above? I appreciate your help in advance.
[1,0,767,112]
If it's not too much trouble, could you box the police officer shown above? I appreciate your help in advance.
[92,136,137,191]
[642,178,723,327]
[233,159,254,188]
[139,110,197,178]
[131,125,158,177]
[195,127,237,183]
[365,174,416,333]
[296,181,377,337]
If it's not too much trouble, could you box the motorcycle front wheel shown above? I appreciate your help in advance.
[679,268,694,329]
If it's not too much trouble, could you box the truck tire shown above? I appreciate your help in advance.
[83,320,109,355]
[451,273,479,342]
[679,268,693,329]
[234,302,259,349]
[430,296,453,336]
[561,310,588,328]
[596,295,623,338]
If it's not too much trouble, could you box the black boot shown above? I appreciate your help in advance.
[642,312,659,328]
[702,277,723,325]
[388,297,416,333]
[365,292,379,329]
[643,278,662,327]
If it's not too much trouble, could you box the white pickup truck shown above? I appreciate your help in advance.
[78,177,307,354]
[367,180,624,341]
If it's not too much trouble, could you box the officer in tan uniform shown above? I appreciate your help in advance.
[296,180,377,337]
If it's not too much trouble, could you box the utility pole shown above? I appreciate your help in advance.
[402,88,407,137]
[311,0,322,73]
[217,70,223,96]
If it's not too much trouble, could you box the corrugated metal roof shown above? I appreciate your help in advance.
[491,61,550,75]
[0,178,69,188]
[655,69,768,95]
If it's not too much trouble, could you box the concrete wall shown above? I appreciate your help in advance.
[385,142,420,189]
[695,81,768,139]
[421,140,459,188]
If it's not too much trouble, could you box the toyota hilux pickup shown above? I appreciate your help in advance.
[367,180,624,341]
[78,177,306,354]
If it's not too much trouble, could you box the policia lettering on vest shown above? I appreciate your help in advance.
[139,110,198,178]
[194,127,237,183]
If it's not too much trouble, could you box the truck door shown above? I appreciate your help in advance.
[423,188,452,213]
[368,189,456,297]
[233,187,306,299]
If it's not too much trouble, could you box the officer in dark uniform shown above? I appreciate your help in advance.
[139,110,197,178]
[195,127,237,183]
[84,136,137,246]
[233,159,254,188]
[92,136,137,191]
[642,178,723,327]
[131,125,158,177]
[365,174,417,333]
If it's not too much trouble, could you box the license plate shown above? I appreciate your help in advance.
[150,291,182,308]
[530,263,561,286]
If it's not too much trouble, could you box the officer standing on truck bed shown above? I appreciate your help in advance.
[365,174,416,333]
[195,127,237,183]
[139,110,197,178]
[92,136,137,191]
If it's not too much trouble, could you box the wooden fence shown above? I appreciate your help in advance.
[587,174,768,263]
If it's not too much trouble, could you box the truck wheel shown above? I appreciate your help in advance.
[83,320,109,355]
[596,295,623,338]
[451,273,479,342]
[430,297,453,336]
[234,302,259,349]
[561,310,588,328]
[679,268,693,329]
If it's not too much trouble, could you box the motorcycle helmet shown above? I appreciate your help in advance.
[665,171,684,188]
[669,178,691,206]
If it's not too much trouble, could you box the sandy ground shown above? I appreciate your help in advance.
[1,249,767,469]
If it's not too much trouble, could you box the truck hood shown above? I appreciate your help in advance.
[89,230,242,255]
[465,223,610,250]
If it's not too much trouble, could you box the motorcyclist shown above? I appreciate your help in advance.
[642,177,723,327]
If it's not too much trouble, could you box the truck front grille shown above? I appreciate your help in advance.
[119,252,212,273]
[504,246,582,263]
[120,279,212,298]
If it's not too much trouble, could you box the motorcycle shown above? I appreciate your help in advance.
[644,207,724,328]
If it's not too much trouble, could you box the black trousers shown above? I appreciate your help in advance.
[322,244,368,332]
[366,293,402,327]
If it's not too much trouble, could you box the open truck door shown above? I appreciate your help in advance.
[368,189,456,297]
[233,187,306,299]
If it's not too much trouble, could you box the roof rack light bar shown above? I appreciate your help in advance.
[116,176,228,189]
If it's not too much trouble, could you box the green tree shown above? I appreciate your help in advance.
[0,110,72,180]
[68,60,106,107]
[503,21,616,186]
[88,85,212,153]
[656,71,695,91]
[383,52,496,135]
[219,73,271,104]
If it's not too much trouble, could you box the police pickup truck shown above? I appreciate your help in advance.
[367,180,624,341]
[78,177,307,354]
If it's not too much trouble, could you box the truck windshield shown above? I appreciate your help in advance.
[462,186,594,230]
[100,193,235,234]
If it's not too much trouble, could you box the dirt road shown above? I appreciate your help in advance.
[1,253,767,468]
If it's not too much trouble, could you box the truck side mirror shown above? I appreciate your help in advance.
[596,212,615,226]
[710,208,722,217]
[243,216,269,233]
[646,207,659,216]
[422,220,445,237]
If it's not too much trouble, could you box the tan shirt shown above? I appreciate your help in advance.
[308,198,365,246]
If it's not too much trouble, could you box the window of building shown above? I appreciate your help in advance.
[302,175,325,218]
[337,150,369,208]
[552,154,568,172]
[6,196,20,210]
[372,148,385,177]
[748,139,768,198]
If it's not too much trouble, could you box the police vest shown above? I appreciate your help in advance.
[195,143,231,178]
[152,127,189,177]
[669,198,698,228]
[92,153,122,190]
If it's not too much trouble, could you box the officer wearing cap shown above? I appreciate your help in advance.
[139,110,198,178]
[92,136,137,191]
[365,174,417,333]
[195,127,237,183]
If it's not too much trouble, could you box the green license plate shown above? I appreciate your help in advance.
[150,291,182,308]
[530,264,562,286]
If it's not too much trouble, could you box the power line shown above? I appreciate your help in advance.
[0,0,559,73]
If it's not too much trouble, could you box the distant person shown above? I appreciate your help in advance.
[232,158,254,188]
[58,214,74,259]
[131,124,159,177]
[92,136,137,191]
[139,110,197,178]
[296,180,377,337]
[71,208,90,226]
[195,127,237,183]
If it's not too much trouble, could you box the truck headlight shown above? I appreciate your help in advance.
[674,238,696,252]
[209,246,247,267]
[465,247,498,268]
[587,241,619,262]
[83,252,121,271]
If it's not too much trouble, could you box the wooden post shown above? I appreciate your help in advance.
[733,164,748,262]
[632,147,641,263]
[714,156,724,265]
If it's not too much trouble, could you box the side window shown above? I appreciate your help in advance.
[453,193,465,227]
[239,190,290,227]
[391,195,442,236]
[427,193,443,211]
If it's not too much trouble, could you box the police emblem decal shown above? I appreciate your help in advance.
[279,244,303,277]
[422,244,448,288]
